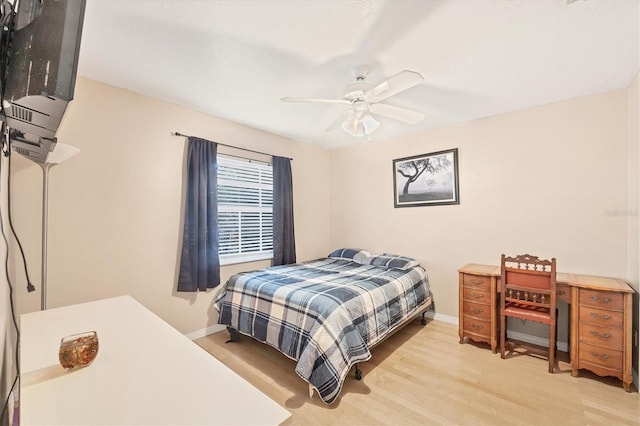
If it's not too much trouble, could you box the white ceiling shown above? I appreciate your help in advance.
[77,0,639,150]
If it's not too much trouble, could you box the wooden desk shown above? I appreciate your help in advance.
[20,296,291,425]
[458,264,634,392]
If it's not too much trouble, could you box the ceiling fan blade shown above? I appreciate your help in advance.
[369,103,425,124]
[281,97,349,104]
[364,70,424,102]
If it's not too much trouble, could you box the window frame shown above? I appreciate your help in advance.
[217,154,274,266]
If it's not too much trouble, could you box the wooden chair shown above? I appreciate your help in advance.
[500,254,557,373]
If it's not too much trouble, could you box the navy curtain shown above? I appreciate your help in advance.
[177,137,220,291]
[272,156,296,265]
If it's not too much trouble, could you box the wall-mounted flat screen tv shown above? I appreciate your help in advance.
[1,0,86,163]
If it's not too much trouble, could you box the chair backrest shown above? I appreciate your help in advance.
[501,254,557,314]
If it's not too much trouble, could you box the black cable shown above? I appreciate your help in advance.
[0,128,19,351]
[0,129,19,426]
[6,143,34,292]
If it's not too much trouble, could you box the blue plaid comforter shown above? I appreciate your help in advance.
[213,257,430,404]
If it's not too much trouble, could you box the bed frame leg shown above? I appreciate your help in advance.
[421,311,427,325]
[354,365,362,380]
[225,327,240,343]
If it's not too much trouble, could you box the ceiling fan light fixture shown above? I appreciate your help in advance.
[361,114,380,135]
[341,114,379,137]
[341,116,363,137]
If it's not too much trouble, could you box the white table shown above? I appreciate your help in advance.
[20,295,290,425]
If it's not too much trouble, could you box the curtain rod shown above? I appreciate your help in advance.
[172,132,293,161]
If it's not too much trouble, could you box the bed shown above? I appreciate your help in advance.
[213,249,432,405]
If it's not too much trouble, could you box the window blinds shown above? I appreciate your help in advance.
[217,155,273,260]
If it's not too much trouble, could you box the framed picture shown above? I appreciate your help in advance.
[393,148,459,208]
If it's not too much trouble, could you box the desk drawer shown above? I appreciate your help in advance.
[462,287,491,304]
[462,315,490,337]
[463,274,491,291]
[579,323,623,349]
[462,301,491,321]
[578,342,623,371]
[579,290,623,310]
[579,306,623,329]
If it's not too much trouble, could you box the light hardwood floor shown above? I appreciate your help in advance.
[195,319,639,425]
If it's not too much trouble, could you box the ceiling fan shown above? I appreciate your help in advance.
[281,66,425,138]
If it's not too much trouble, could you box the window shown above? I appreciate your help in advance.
[217,155,273,265]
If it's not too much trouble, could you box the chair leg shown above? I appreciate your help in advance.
[555,309,559,357]
[548,322,556,373]
[500,314,506,359]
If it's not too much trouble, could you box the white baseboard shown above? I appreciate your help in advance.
[185,324,226,340]
[424,310,457,325]
[507,330,569,353]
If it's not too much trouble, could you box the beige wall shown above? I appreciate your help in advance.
[628,70,640,381]
[11,77,331,334]
[330,90,630,344]
[628,72,639,291]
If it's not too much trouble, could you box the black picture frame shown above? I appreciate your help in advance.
[392,148,459,208]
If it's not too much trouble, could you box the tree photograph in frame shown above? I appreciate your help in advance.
[393,148,459,207]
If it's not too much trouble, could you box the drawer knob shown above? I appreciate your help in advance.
[589,331,611,339]
[470,323,484,331]
[589,350,610,361]
[589,312,611,321]
[589,295,611,303]
[469,292,484,299]
[469,279,485,285]
[470,307,484,314]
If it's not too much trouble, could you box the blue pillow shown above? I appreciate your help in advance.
[328,248,371,263]
[363,253,420,270]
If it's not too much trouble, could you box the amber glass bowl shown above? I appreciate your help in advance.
[59,331,99,369]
